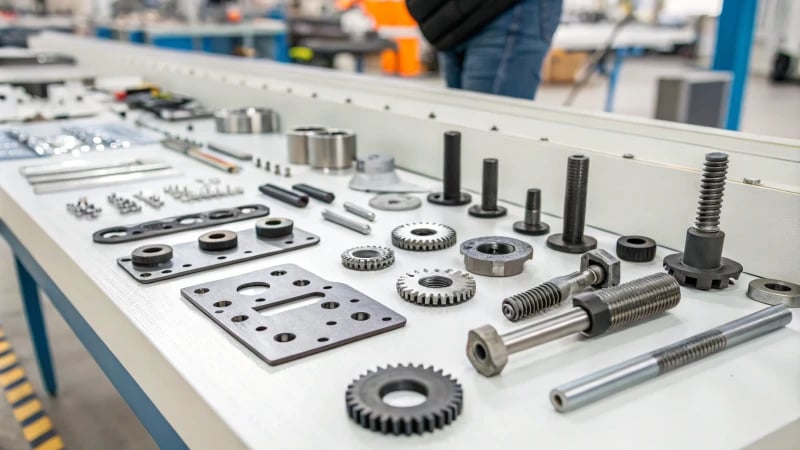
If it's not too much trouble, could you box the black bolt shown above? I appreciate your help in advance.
[255,157,262,168]
[469,158,507,218]
[428,131,471,206]
[547,155,597,253]
[514,188,549,235]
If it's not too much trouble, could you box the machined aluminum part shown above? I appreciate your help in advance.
[747,279,800,308]
[213,107,278,134]
[460,236,533,277]
[369,193,422,211]
[391,222,456,251]
[396,268,476,306]
[287,125,326,164]
[348,153,426,193]
[308,129,356,170]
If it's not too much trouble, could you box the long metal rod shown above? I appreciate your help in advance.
[27,163,173,184]
[550,305,792,413]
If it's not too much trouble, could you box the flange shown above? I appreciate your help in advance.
[255,218,294,238]
[345,364,464,435]
[198,230,238,251]
[747,279,800,308]
[131,244,173,266]
[616,235,657,262]
[396,268,476,306]
[460,236,533,277]
[546,233,597,254]
[342,246,395,271]
[468,204,507,218]
[513,220,549,236]
[427,191,471,206]
[391,223,457,251]
[369,194,422,211]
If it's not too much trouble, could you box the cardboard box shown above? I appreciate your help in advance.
[542,49,588,84]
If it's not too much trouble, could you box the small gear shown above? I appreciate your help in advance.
[391,222,456,251]
[345,364,464,435]
[341,246,395,271]
[396,268,476,306]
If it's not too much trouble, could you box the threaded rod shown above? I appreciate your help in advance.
[694,152,728,232]
[562,155,590,243]
[502,266,603,322]
[550,304,792,412]
[595,273,682,329]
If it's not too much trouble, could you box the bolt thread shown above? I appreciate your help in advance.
[652,330,727,374]
[562,155,590,243]
[593,273,681,329]
[502,282,562,322]
[694,152,728,232]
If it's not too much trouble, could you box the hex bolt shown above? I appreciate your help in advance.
[322,209,371,235]
[663,152,743,290]
[502,249,620,322]
[428,131,471,206]
[467,273,681,377]
[550,304,792,412]
[513,188,549,235]
[469,158,507,218]
[547,155,597,253]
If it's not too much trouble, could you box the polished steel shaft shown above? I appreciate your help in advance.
[550,304,792,412]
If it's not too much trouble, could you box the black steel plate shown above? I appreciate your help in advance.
[94,204,270,244]
[118,229,320,283]
[180,264,406,365]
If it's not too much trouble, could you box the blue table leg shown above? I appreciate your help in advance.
[604,48,627,113]
[13,257,57,396]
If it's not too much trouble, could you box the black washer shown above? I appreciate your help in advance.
[345,364,463,435]
[131,244,173,266]
[198,230,238,251]
[256,218,294,238]
[616,235,657,262]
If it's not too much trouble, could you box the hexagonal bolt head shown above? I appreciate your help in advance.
[580,249,620,288]
[466,325,508,377]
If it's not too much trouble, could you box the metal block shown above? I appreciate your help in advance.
[180,264,406,365]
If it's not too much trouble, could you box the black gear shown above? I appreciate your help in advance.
[345,364,463,435]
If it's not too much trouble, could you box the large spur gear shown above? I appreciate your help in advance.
[396,268,476,306]
[391,222,456,251]
[341,246,395,271]
[345,364,464,435]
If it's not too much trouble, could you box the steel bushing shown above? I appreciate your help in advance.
[308,129,356,170]
[287,125,326,164]
[460,236,533,277]
[131,244,173,266]
[213,107,278,134]
[198,230,238,251]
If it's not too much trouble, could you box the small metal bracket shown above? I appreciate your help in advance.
[181,264,406,365]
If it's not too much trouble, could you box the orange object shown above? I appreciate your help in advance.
[362,0,415,26]
[381,36,421,77]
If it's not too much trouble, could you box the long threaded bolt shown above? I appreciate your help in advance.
[502,265,605,322]
[428,131,471,206]
[550,304,792,412]
[547,155,597,253]
[663,152,742,290]
[513,188,549,235]
[469,158,507,218]
[467,273,680,377]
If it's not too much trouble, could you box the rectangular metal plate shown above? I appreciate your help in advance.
[118,229,320,283]
[180,264,406,365]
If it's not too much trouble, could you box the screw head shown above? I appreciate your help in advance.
[466,325,508,377]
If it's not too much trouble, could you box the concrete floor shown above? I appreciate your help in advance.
[0,55,796,449]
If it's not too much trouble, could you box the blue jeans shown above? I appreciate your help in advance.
[440,0,562,99]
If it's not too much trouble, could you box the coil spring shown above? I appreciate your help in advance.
[694,152,728,232]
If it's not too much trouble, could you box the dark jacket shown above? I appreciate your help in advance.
[406,0,522,51]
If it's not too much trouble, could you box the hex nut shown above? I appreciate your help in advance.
[460,236,533,277]
[580,249,621,288]
[466,325,508,377]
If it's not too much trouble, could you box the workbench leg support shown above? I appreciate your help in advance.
[13,257,58,396]
[604,48,626,113]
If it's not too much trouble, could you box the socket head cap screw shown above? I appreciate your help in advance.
[581,249,620,288]
[466,325,507,377]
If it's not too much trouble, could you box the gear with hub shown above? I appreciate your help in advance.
[391,222,456,251]
[341,246,395,271]
[396,268,476,306]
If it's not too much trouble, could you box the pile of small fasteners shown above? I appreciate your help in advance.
[107,193,141,214]
[66,197,102,219]
[163,178,244,202]
[133,190,165,209]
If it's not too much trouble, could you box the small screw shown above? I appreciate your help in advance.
[265,161,271,171]
[256,157,262,168]
[274,164,281,175]
[284,167,291,177]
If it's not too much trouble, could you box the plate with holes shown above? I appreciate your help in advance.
[93,204,270,244]
[181,264,406,365]
[117,229,320,283]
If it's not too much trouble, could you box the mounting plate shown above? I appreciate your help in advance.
[118,229,320,283]
[180,264,406,365]
[94,204,270,244]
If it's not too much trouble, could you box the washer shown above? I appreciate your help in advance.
[255,218,294,238]
[391,223,456,251]
[396,268,476,306]
[345,364,464,435]
[747,279,800,308]
[369,194,422,211]
[341,246,395,271]
[198,230,238,251]
[616,235,657,262]
[131,244,173,266]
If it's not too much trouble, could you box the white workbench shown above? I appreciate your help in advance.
[553,23,696,51]
[0,114,797,449]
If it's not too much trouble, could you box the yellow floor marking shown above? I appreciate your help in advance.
[22,415,53,442]
[0,366,25,388]
[5,381,34,404]
[13,398,42,422]
[0,352,18,369]
[34,435,65,450]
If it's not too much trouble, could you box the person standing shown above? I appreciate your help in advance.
[406,0,563,99]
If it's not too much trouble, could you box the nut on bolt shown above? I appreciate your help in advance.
[460,236,533,277]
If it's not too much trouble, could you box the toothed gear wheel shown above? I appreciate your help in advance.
[396,268,476,306]
[345,364,464,435]
[391,222,456,251]
[341,246,395,271]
